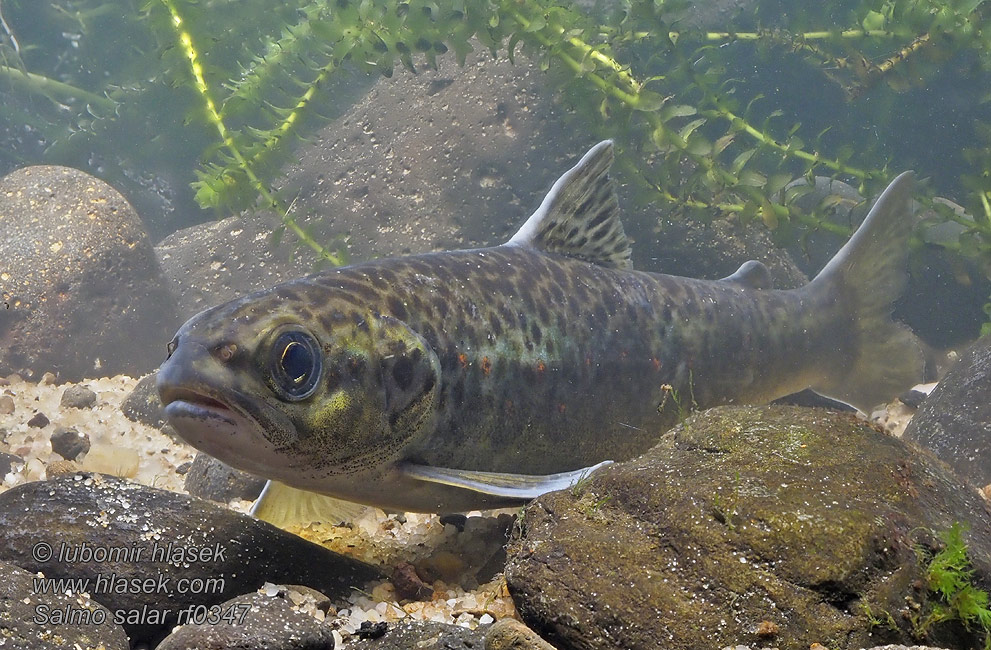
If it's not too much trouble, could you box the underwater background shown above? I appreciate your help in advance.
[1,0,990,357]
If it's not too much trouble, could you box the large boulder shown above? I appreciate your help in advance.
[0,473,381,645]
[904,334,991,490]
[505,405,991,650]
[0,166,179,380]
[0,559,129,650]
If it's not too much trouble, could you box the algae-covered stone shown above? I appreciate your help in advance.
[505,406,991,650]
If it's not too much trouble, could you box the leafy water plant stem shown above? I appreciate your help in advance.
[158,0,345,265]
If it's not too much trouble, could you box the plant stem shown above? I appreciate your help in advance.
[0,65,114,110]
[159,0,344,265]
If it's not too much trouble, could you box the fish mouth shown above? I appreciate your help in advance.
[160,387,238,426]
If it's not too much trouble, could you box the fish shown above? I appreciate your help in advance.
[157,140,926,515]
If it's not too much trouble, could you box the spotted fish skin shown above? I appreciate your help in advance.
[158,141,925,512]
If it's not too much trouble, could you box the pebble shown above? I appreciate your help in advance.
[0,452,23,476]
[484,618,557,650]
[49,426,91,460]
[26,412,49,428]
[392,561,434,601]
[156,585,337,650]
[60,384,98,409]
[0,395,13,414]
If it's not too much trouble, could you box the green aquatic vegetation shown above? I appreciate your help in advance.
[914,523,991,645]
[2,0,991,308]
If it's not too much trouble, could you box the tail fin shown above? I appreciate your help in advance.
[808,172,926,412]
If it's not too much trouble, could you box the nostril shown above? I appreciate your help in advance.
[166,336,179,360]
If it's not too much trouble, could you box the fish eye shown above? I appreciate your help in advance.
[269,328,322,401]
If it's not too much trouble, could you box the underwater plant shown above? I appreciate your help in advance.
[914,523,991,646]
[1,0,990,326]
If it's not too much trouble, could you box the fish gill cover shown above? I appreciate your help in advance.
[1,0,991,335]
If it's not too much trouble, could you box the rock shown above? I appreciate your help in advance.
[156,47,578,318]
[0,394,13,414]
[898,389,929,409]
[0,473,381,645]
[45,459,81,477]
[0,559,129,650]
[505,405,991,650]
[637,214,808,289]
[0,165,180,381]
[155,584,336,650]
[120,371,183,442]
[347,620,487,650]
[183,452,267,503]
[391,562,433,602]
[0,451,23,476]
[50,426,91,460]
[26,412,49,428]
[120,372,165,427]
[485,618,556,650]
[60,384,98,409]
[904,335,991,489]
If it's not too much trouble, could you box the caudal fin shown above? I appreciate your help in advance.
[808,172,927,412]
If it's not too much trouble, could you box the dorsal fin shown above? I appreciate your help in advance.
[718,260,773,289]
[507,140,633,270]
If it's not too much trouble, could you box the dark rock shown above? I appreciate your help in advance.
[0,559,129,650]
[0,165,180,381]
[120,372,182,442]
[184,452,267,502]
[358,621,389,640]
[176,461,192,475]
[50,426,91,460]
[155,47,578,319]
[0,451,23,476]
[348,620,486,650]
[121,372,166,428]
[484,618,556,650]
[155,585,336,650]
[505,405,991,650]
[898,389,929,409]
[60,384,98,409]
[0,473,381,645]
[439,513,468,531]
[391,562,433,602]
[27,412,49,428]
[904,335,991,489]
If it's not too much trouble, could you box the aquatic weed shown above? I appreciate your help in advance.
[914,522,991,646]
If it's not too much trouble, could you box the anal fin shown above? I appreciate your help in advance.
[399,460,613,500]
[250,480,369,528]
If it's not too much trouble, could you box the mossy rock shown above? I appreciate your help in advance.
[505,405,991,650]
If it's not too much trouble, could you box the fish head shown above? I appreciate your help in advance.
[156,286,441,484]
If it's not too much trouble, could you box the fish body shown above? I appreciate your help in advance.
[158,141,925,513]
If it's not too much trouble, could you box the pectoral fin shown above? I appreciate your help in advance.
[250,480,370,527]
[399,460,614,499]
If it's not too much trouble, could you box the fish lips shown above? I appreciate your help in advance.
[157,356,295,465]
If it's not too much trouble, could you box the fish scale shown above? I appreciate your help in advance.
[158,141,926,514]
